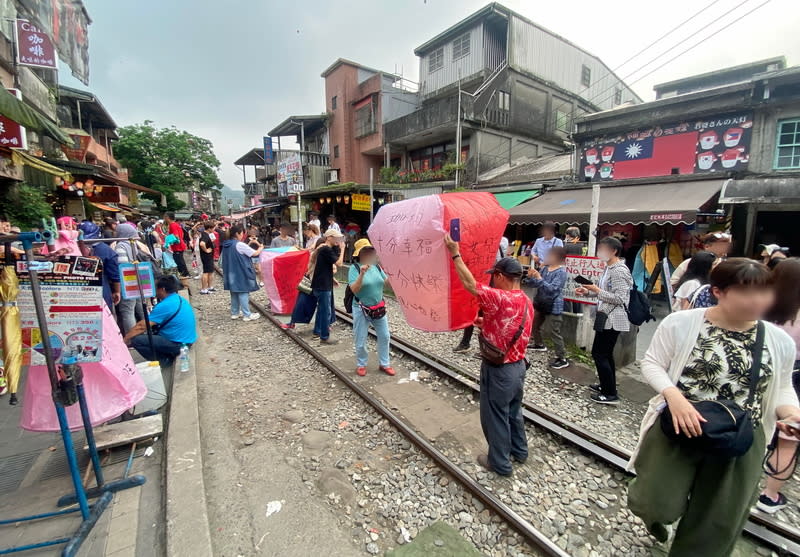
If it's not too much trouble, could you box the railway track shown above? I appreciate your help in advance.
[326,308,800,556]
[213,264,800,554]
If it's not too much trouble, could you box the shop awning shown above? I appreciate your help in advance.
[508,180,724,225]
[719,177,800,204]
[492,190,540,210]
[0,88,71,144]
[90,202,120,212]
[229,206,266,220]
[11,150,73,180]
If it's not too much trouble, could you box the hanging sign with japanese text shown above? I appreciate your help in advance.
[579,112,753,181]
[562,255,605,305]
[15,19,56,69]
[16,256,103,365]
[0,88,27,149]
[351,193,371,212]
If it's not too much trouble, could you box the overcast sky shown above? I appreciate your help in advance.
[59,0,800,190]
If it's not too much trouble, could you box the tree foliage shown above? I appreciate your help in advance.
[114,121,222,211]
[0,183,55,229]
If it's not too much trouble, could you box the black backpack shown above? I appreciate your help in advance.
[343,263,359,313]
[626,283,655,326]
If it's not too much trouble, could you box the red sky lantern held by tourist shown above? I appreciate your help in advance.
[368,192,509,332]
[259,247,310,315]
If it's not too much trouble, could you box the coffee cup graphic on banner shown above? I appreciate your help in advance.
[698,131,720,150]
[697,152,716,170]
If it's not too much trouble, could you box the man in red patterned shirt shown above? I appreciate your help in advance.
[445,234,534,476]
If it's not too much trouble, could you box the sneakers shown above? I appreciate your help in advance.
[651,522,676,545]
[550,358,569,369]
[588,383,602,393]
[453,344,470,353]
[231,314,241,320]
[379,365,396,376]
[757,492,788,514]
[356,366,367,377]
[200,289,210,295]
[208,287,216,292]
[242,313,261,322]
[528,344,547,352]
[280,323,296,330]
[320,338,339,345]
[591,393,620,405]
[511,454,527,464]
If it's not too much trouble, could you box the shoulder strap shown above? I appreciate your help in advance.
[156,297,183,331]
[746,321,766,406]
[508,303,528,348]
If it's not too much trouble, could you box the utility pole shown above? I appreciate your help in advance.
[369,168,374,224]
[578,183,601,349]
[454,78,462,188]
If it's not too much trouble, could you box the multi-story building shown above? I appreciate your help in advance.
[508,57,800,261]
[382,2,640,184]
[322,58,418,184]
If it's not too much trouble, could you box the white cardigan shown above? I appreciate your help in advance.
[629,308,799,472]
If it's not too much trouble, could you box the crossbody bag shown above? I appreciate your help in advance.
[151,298,183,335]
[478,305,528,366]
[659,321,765,459]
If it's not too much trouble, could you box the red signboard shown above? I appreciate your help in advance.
[15,19,57,69]
[0,89,27,149]
[580,112,753,181]
[61,133,91,161]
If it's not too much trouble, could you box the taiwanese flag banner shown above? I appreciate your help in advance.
[368,192,508,332]
[580,112,753,181]
[260,247,310,314]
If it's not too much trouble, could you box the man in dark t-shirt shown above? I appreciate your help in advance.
[312,228,344,343]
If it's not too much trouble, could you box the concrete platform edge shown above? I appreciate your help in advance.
[165,332,213,557]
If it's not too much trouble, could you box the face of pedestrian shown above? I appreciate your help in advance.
[491,271,520,291]
[0,220,10,233]
[542,225,555,240]
[359,247,377,266]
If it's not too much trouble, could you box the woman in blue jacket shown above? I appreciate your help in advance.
[222,224,263,321]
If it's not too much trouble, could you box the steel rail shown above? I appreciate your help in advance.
[247,299,569,557]
[331,309,800,555]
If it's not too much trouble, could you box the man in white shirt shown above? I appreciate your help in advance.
[308,211,321,230]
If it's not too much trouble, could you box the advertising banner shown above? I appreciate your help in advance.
[15,19,56,68]
[579,112,753,181]
[277,152,304,194]
[0,88,26,149]
[119,262,156,300]
[563,255,605,305]
[60,132,91,160]
[263,136,274,164]
[16,256,103,365]
[351,193,371,212]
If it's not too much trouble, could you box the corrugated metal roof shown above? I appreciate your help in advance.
[480,154,571,186]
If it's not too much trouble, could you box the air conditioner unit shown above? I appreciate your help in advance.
[328,169,339,184]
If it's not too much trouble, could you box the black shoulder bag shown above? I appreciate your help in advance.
[660,321,765,459]
[151,298,183,335]
[478,306,528,366]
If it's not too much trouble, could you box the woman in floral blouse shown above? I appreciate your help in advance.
[628,259,800,556]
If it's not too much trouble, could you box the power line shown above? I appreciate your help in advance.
[589,0,773,110]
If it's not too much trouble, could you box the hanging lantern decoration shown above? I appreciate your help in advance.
[336,196,342,203]
[95,185,103,193]
[326,197,332,204]
[319,197,325,204]
[378,197,386,205]
[344,195,350,204]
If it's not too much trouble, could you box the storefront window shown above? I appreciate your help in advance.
[775,118,800,169]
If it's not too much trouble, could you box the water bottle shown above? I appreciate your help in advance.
[179,345,190,373]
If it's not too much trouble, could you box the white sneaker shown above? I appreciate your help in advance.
[231,314,241,320]
[243,313,261,322]
[200,289,209,295]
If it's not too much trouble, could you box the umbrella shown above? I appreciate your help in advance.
[368,192,509,332]
[0,265,22,402]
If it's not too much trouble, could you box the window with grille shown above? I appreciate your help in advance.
[498,91,510,111]
[429,47,444,72]
[614,88,622,105]
[331,96,337,110]
[581,65,591,87]
[775,119,800,169]
[355,100,376,138]
[452,33,470,61]
[555,110,569,133]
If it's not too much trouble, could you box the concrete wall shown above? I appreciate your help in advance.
[419,22,485,98]
[748,99,800,173]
